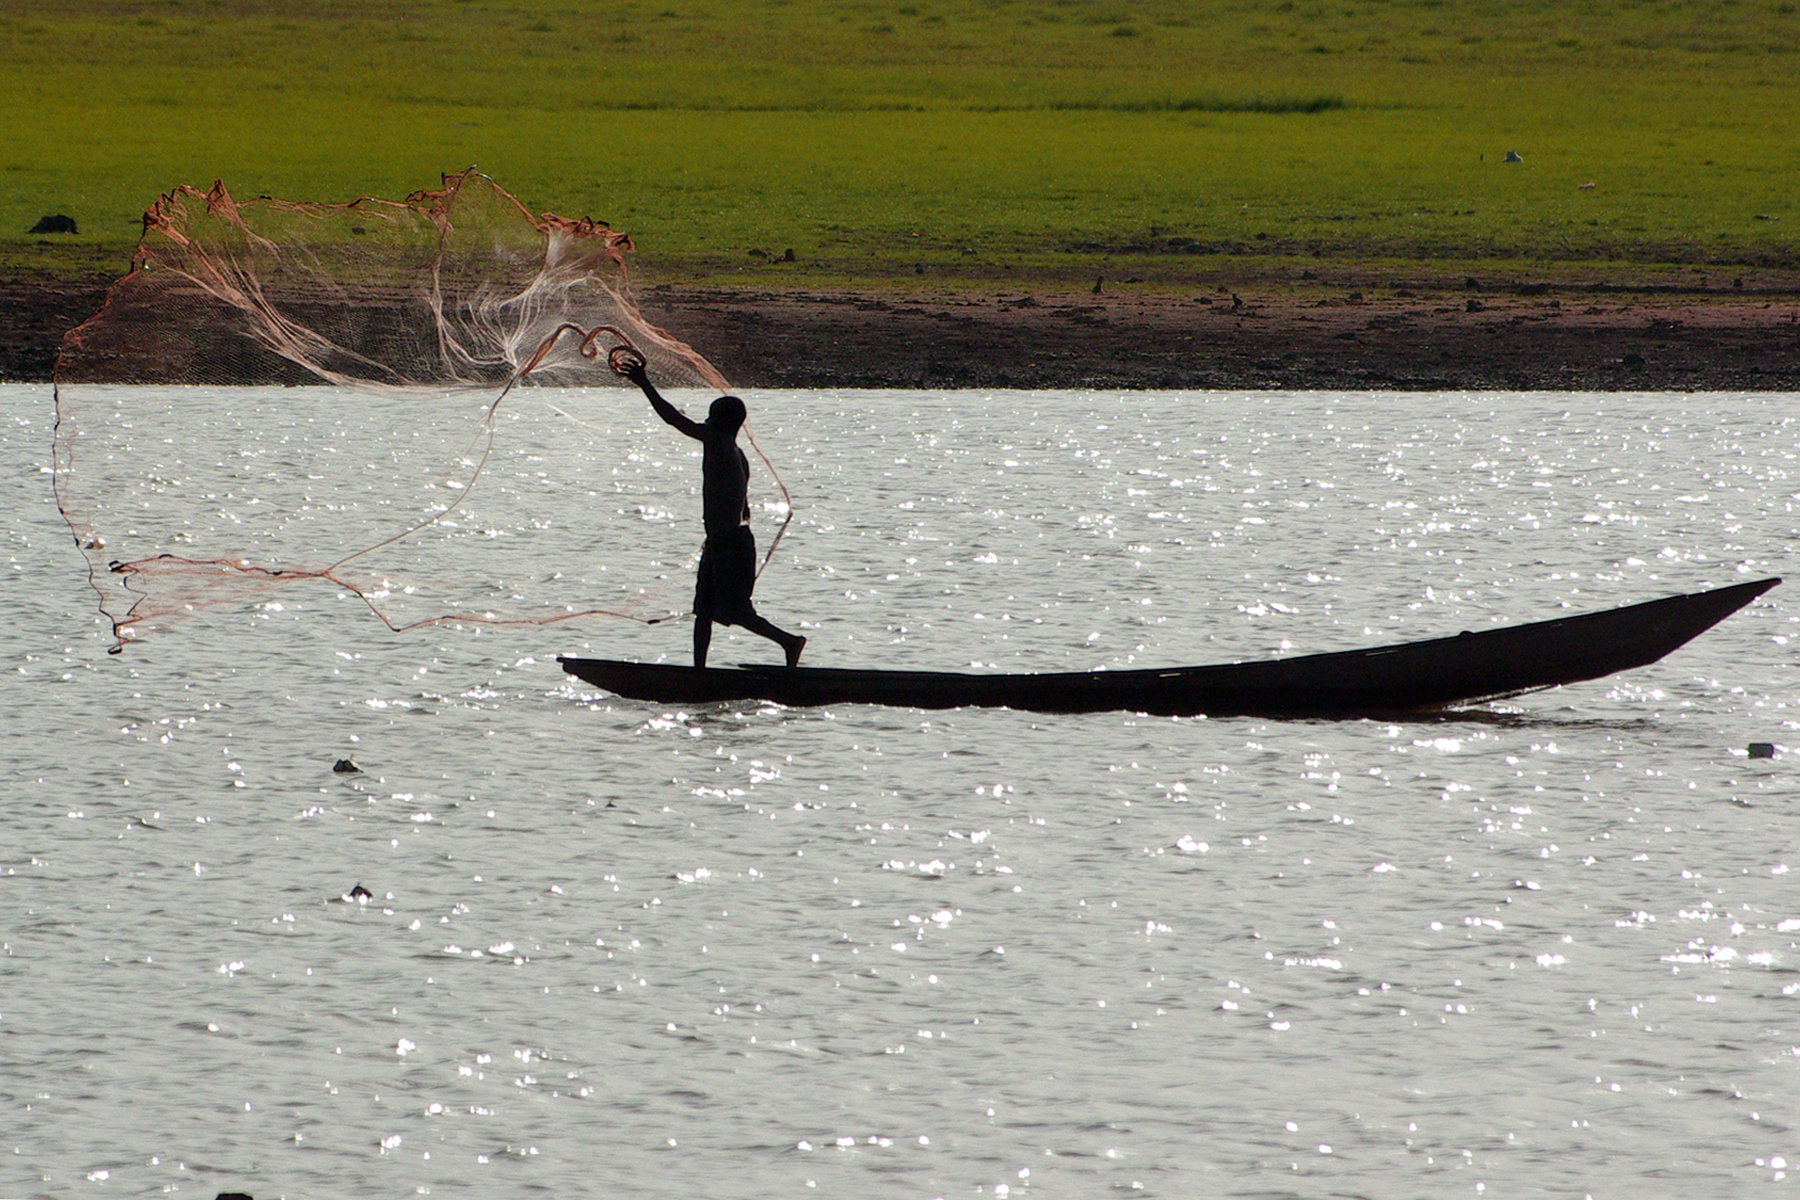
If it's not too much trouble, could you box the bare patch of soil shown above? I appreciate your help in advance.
[8,274,1800,391]
[641,282,1800,392]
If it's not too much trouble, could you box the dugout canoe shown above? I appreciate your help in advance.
[558,577,1779,717]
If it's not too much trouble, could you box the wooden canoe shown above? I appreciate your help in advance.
[558,577,1779,717]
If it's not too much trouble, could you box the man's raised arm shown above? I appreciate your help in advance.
[610,348,704,440]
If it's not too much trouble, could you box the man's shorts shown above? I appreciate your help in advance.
[694,525,758,624]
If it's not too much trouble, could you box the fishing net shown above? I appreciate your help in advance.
[53,169,789,652]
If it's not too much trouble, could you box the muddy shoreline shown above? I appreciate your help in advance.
[7,274,1799,391]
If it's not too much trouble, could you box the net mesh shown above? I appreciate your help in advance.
[53,169,783,652]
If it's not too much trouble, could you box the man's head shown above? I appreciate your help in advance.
[708,394,747,434]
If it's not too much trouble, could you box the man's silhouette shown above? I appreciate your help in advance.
[613,350,805,668]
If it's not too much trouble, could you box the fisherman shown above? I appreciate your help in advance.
[611,348,805,669]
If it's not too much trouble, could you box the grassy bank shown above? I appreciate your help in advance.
[3,0,1796,287]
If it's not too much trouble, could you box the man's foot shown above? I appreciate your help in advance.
[785,636,806,669]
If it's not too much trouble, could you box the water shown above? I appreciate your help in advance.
[4,385,1796,1198]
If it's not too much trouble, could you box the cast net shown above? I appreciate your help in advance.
[53,169,788,652]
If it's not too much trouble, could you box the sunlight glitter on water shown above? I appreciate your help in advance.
[4,387,1797,1197]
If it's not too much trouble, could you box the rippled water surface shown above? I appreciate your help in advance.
[4,385,1797,1198]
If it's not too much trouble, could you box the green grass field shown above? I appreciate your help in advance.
[3,0,1796,286]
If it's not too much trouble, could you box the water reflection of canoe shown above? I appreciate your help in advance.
[559,578,1779,718]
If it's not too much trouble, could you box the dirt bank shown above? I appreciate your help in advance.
[8,273,1800,391]
[641,280,1800,392]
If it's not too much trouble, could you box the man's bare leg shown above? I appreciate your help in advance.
[738,614,806,667]
[693,617,713,669]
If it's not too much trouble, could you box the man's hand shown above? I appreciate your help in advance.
[608,345,649,382]
[614,344,700,437]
